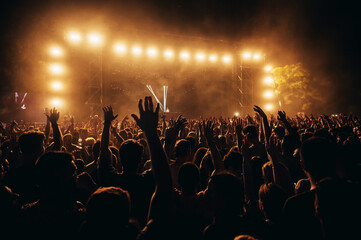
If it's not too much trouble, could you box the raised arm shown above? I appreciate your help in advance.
[98,106,119,185]
[163,115,187,160]
[278,110,296,135]
[131,96,172,194]
[254,105,271,144]
[44,108,50,145]
[203,120,223,175]
[266,134,295,196]
[46,107,62,151]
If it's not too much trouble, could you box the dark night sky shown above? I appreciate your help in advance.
[1,0,360,113]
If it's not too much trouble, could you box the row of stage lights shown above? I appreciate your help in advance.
[261,65,277,111]
[48,31,268,64]
[47,31,277,112]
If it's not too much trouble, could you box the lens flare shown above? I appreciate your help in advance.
[195,53,206,62]
[209,54,218,62]
[264,90,274,99]
[265,65,273,72]
[265,104,273,111]
[222,55,232,64]
[164,49,174,59]
[253,53,261,61]
[242,52,251,59]
[264,76,274,85]
[132,46,142,56]
[51,81,64,91]
[147,47,158,58]
[49,46,63,57]
[87,33,103,46]
[180,51,190,61]
[50,98,63,108]
[67,31,82,44]
[49,64,64,75]
[114,43,127,54]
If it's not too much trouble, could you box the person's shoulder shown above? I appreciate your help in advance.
[284,190,316,212]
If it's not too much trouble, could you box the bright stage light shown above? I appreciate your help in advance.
[195,53,206,62]
[132,46,142,56]
[242,52,251,59]
[67,31,82,44]
[253,53,261,61]
[147,47,158,58]
[222,55,232,64]
[49,46,63,57]
[264,90,274,99]
[164,49,174,59]
[114,43,127,54]
[180,51,190,61]
[51,81,64,91]
[50,98,63,108]
[49,63,64,75]
[87,33,103,46]
[265,104,273,111]
[209,54,218,62]
[234,112,240,117]
[265,65,273,72]
[264,76,274,85]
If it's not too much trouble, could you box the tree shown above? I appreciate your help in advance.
[272,63,330,115]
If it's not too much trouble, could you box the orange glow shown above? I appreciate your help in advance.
[209,54,218,62]
[50,98,63,108]
[195,53,206,62]
[234,112,240,117]
[132,46,142,56]
[242,52,251,59]
[265,104,273,111]
[49,46,63,57]
[265,65,273,72]
[114,43,127,54]
[164,49,174,59]
[264,90,274,99]
[51,81,64,91]
[222,55,232,64]
[67,31,82,44]
[146,47,158,58]
[87,33,103,46]
[253,53,261,60]
[49,63,64,75]
[180,51,190,61]
[264,76,274,85]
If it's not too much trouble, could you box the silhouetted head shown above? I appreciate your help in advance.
[258,183,287,222]
[35,151,77,197]
[300,137,337,182]
[207,172,244,216]
[119,139,143,173]
[92,141,101,159]
[86,186,130,227]
[174,139,192,160]
[223,151,243,177]
[274,126,285,140]
[243,125,258,143]
[193,147,207,167]
[178,162,200,195]
[18,131,45,158]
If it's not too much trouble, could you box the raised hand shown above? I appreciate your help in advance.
[202,120,215,145]
[254,105,267,118]
[235,118,243,137]
[131,96,160,134]
[102,106,118,124]
[277,110,286,121]
[46,107,60,124]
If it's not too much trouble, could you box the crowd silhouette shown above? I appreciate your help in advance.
[0,97,360,239]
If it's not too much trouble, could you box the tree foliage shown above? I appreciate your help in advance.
[272,63,329,114]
